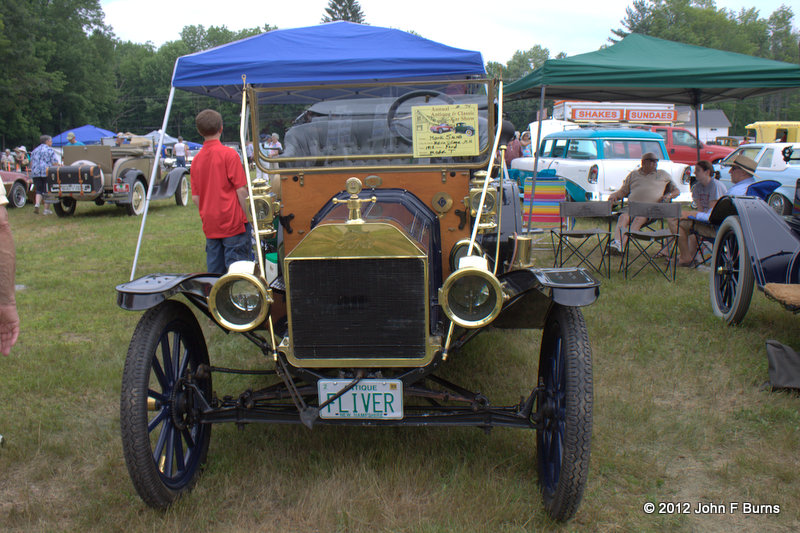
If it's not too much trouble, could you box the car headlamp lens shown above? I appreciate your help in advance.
[209,261,272,332]
[229,279,261,312]
[439,256,504,328]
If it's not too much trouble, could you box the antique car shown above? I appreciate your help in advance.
[511,127,691,202]
[115,23,599,522]
[710,146,800,325]
[43,136,189,216]
[454,121,476,136]
[430,122,453,133]
[717,142,800,215]
[1,169,34,208]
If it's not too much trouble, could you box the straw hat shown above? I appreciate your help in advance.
[14,146,27,153]
[725,154,757,175]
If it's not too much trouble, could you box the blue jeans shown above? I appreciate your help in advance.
[205,225,253,274]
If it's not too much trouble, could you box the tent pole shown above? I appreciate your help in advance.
[527,85,546,232]
[130,86,176,281]
[692,90,701,164]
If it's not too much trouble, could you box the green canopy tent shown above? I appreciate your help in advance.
[505,33,800,169]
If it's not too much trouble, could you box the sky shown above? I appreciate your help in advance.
[100,0,795,64]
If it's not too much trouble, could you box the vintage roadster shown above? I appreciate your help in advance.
[44,137,189,216]
[710,146,800,324]
[115,23,599,521]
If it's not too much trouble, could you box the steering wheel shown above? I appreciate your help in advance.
[387,89,455,144]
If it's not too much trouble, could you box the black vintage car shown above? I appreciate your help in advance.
[710,146,800,324]
[115,24,599,522]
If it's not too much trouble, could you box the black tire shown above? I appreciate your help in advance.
[710,216,754,325]
[126,179,147,216]
[767,192,791,216]
[8,181,27,208]
[536,304,593,522]
[175,174,189,206]
[120,300,212,509]
[53,198,76,217]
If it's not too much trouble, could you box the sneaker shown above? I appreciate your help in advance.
[609,240,622,255]
[42,209,53,215]
[33,205,39,214]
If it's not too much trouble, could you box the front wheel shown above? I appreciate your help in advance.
[127,179,146,216]
[53,198,76,217]
[120,300,212,508]
[710,216,754,325]
[175,174,189,206]
[536,304,593,522]
[8,181,27,208]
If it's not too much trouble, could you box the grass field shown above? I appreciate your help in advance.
[1,199,799,532]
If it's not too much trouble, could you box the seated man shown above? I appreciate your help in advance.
[608,152,680,253]
[676,160,728,266]
[722,154,757,196]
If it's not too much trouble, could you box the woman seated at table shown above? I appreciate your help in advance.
[676,160,727,267]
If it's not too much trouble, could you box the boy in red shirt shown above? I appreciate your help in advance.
[191,109,253,273]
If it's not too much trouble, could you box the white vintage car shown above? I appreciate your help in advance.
[511,127,691,202]
[717,142,800,215]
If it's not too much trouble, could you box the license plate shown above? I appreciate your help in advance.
[52,183,90,193]
[318,379,403,420]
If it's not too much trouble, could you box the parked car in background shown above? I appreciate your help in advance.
[709,136,742,147]
[44,136,190,216]
[1,169,34,208]
[635,125,734,164]
[717,142,800,215]
[511,128,691,202]
[745,121,800,143]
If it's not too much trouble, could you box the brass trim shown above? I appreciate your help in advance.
[208,269,273,332]
[247,78,498,175]
[439,257,504,329]
[283,221,438,368]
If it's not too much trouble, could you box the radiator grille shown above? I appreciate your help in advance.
[288,257,427,360]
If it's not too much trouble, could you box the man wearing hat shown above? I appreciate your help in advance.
[66,132,84,146]
[723,154,758,196]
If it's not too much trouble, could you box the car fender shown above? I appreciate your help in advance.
[491,267,600,329]
[710,196,800,286]
[117,273,221,312]
[162,167,189,197]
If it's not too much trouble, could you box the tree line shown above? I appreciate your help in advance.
[1,0,797,150]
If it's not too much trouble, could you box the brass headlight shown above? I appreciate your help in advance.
[439,255,503,328]
[449,239,483,272]
[209,261,272,332]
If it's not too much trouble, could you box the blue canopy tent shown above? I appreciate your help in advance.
[52,124,115,146]
[133,21,486,278]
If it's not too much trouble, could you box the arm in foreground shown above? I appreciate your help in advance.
[0,206,19,356]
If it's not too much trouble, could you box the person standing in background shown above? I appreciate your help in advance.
[174,137,189,168]
[29,135,60,215]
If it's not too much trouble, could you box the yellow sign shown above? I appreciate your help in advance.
[412,104,479,158]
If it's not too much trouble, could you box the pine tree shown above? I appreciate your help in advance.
[321,0,366,24]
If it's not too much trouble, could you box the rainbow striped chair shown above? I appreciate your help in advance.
[522,176,567,251]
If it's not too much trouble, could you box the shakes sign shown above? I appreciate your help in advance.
[554,101,677,124]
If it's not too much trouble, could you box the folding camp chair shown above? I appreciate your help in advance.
[522,176,566,252]
[553,201,614,277]
[622,201,681,281]
[686,179,782,266]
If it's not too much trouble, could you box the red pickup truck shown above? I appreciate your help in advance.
[637,125,734,164]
